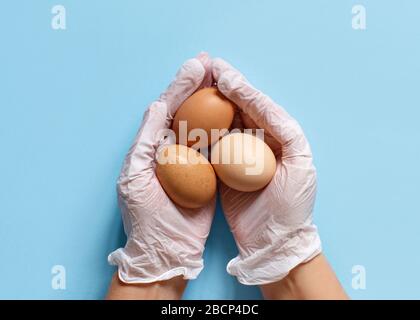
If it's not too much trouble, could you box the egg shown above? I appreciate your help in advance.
[172,87,235,148]
[211,132,276,192]
[155,144,216,209]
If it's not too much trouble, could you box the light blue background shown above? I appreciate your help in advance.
[1,0,419,299]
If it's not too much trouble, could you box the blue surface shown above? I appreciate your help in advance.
[1,1,419,299]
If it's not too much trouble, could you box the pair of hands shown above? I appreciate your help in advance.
[108,54,321,286]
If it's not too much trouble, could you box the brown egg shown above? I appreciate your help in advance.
[156,144,216,209]
[211,133,276,192]
[172,87,235,148]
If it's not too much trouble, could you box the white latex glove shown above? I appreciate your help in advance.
[108,53,216,283]
[212,58,322,285]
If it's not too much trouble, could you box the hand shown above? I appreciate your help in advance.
[212,58,322,285]
[108,53,216,284]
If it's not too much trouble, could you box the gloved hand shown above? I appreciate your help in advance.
[212,58,322,285]
[108,53,216,283]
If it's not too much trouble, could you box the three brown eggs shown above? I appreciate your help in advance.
[156,87,276,209]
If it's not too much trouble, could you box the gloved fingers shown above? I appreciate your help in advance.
[120,55,210,179]
[117,101,168,185]
[212,58,312,161]
[240,111,283,157]
[196,52,214,89]
[160,54,209,117]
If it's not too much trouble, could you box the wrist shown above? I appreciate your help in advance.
[260,254,348,300]
[106,272,187,300]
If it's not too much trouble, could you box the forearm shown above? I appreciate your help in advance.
[260,254,348,300]
[106,273,187,300]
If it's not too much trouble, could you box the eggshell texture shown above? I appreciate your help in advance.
[211,133,276,192]
[156,144,216,209]
[172,87,235,148]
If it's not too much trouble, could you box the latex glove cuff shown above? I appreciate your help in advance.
[226,225,322,285]
[108,246,203,284]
